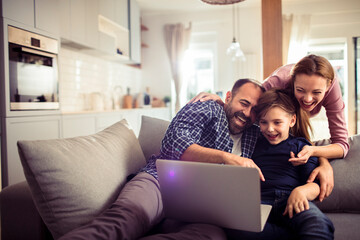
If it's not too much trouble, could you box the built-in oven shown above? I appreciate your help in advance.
[8,26,59,110]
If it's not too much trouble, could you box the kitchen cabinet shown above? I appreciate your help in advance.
[62,114,97,138]
[128,0,141,64]
[4,115,62,186]
[1,0,60,36]
[98,0,128,29]
[60,0,86,45]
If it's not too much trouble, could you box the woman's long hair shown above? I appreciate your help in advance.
[254,88,313,143]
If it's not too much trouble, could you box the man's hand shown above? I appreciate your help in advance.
[288,145,314,166]
[283,187,309,218]
[307,157,334,202]
[226,155,265,182]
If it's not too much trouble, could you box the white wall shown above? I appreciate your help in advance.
[140,0,360,133]
[140,6,262,103]
[283,0,360,135]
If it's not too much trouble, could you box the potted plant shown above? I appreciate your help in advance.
[163,96,171,107]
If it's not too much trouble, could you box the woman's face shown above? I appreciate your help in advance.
[293,73,329,112]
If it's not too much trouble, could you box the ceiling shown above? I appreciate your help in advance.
[136,0,260,16]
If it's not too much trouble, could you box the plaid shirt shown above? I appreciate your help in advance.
[141,100,260,179]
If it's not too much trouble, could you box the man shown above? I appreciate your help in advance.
[60,79,265,240]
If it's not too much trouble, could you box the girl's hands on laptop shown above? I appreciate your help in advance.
[225,154,265,182]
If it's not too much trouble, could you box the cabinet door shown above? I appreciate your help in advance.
[85,0,99,49]
[1,0,34,27]
[115,0,128,29]
[35,0,60,35]
[5,116,61,186]
[128,0,141,64]
[70,0,86,43]
[59,0,71,39]
[62,115,96,138]
[98,0,115,21]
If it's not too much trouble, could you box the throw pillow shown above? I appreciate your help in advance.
[138,115,170,161]
[17,119,146,239]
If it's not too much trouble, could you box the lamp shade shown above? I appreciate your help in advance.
[201,0,245,4]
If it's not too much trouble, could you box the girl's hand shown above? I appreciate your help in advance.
[288,145,314,166]
[283,187,309,218]
[188,92,224,106]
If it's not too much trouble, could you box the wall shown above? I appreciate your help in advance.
[141,0,360,135]
[283,0,360,135]
[59,47,143,112]
[140,6,262,103]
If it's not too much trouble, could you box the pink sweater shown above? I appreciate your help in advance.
[262,64,349,157]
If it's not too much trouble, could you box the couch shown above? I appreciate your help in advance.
[1,116,360,240]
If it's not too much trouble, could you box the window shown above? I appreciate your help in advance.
[180,32,217,107]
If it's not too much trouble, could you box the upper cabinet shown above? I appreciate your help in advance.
[1,0,60,36]
[128,0,141,64]
[59,0,140,64]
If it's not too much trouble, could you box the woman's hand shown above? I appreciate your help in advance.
[288,145,314,166]
[283,187,309,219]
[307,157,334,202]
[188,92,224,106]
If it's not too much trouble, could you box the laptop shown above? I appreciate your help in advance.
[156,159,272,232]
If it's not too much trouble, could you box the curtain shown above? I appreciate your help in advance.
[286,15,312,64]
[164,23,192,112]
[282,14,293,65]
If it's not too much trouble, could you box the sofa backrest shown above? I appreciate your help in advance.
[314,135,360,213]
[138,115,170,161]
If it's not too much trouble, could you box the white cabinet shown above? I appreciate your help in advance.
[4,115,62,186]
[62,114,97,138]
[1,0,60,35]
[128,0,141,64]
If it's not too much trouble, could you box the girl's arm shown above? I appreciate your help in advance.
[283,182,320,218]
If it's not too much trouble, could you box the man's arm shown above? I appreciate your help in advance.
[181,144,265,181]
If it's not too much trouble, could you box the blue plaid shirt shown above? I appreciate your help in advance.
[141,100,260,179]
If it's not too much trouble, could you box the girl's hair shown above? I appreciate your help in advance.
[288,54,335,90]
[254,88,313,142]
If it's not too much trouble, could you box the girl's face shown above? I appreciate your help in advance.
[293,73,329,112]
[259,107,296,145]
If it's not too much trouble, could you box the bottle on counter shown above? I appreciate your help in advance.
[123,87,133,109]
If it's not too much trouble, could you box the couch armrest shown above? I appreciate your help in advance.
[1,181,53,240]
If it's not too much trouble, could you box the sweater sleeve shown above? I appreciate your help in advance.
[262,64,294,90]
[322,75,349,157]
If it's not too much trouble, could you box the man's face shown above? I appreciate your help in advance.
[224,82,263,135]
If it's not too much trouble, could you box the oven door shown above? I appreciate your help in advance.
[9,43,59,110]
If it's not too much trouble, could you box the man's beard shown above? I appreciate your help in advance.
[225,106,252,135]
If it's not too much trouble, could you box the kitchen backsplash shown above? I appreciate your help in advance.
[59,47,142,112]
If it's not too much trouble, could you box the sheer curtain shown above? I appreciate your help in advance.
[282,14,293,65]
[164,23,192,112]
[285,15,312,64]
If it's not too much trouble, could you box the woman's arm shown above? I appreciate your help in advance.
[283,182,320,218]
[307,157,334,202]
[289,143,344,165]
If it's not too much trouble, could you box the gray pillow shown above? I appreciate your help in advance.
[314,134,360,213]
[138,115,170,161]
[17,119,146,239]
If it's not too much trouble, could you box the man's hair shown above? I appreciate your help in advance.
[231,78,265,96]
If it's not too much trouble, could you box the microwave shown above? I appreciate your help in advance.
[8,26,59,110]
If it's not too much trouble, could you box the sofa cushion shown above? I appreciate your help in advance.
[314,134,360,213]
[138,115,170,161]
[17,119,146,239]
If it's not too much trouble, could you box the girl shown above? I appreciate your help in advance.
[226,89,334,240]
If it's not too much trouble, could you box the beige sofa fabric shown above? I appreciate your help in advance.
[17,119,146,239]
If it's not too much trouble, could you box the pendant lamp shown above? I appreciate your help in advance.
[201,0,245,5]
[226,4,246,61]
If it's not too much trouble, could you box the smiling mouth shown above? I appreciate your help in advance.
[302,101,315,108]
[266,134,278,140]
